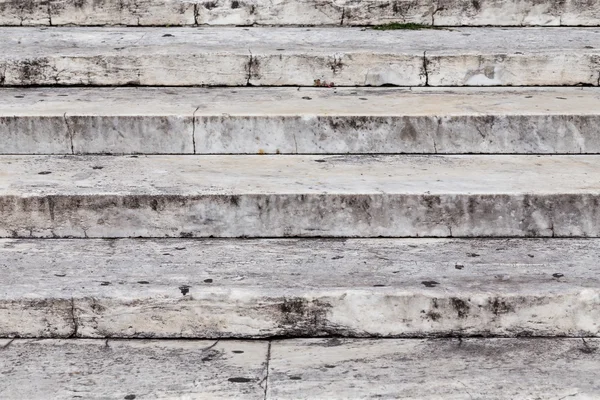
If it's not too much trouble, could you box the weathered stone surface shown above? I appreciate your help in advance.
[0,339,268,399]
[2,238,600,338]
[4,87,600,154]
[268,338,600,399]
[0,155,594,237]
[2,0,600,26]
[1,27,599,86]
[2,155,600,238]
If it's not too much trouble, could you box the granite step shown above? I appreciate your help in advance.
[2,238,600,338]
[3,87,600,155]
[2,154,600,238]
[1,27,599,86]
[2,0,600,27]
[0,338,598,399]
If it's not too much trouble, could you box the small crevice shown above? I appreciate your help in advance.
[260,341,272,400]
[246,50,254,86]
[192,106,200,154]
[1,338,15,350]
[47,0,53,26]
[292,132,299,154]
[201,339,220,352]
[340,8,345,26]
[63,112,75,154]
[193,3,200,25]
[431,6,443,26]
[68,298,79,338]
[422,51,430,87]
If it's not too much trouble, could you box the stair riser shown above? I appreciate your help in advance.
[2,53,597,86]
[2,0,600,26]
[2,194,599,238]
[5,114,600,154]
[3,290,599,338]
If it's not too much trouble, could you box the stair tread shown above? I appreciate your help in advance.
[268,338,600,399]
[1,27,599,86]
[2,154,600,238]
[4,87,600,154]
[0,339,269,400]
[2,238,600,337]
[1,338,598,399]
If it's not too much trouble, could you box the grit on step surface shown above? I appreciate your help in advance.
[0,339,598,399]
[2,0,600,26]
[2,238,600,338]
[2,27,600,86]
[4,87,600,155]
[2,155,600,238]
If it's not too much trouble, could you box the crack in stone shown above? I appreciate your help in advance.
[192,106,200,154]
[422,51,430,86]
[1,338,15,350]
[63,112,75,154]
[68,298,79,338]
[260,341,272,400]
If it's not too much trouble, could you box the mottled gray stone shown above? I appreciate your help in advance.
[268,338,600,399]
[2,155,600,238]
[1,27,599,86]
[2,238,600,338]
[0,339,268,399]
[3,87,600,154]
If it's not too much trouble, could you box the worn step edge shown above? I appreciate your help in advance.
[268,338,600,399]
[2,155,600,238]
[1,27,599,86]
[3,87,600,154]
[2,238,600,338]
[0,339,269,400]
[3,0,600,27]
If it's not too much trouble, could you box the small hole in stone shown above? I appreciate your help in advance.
[137,281,150,284]
[204,278,213,283]
[552,273,564,278]
[38,171,52,175]
[100,282,111,286]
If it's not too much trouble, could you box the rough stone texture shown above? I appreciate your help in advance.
[268,338,600,399]
[2,155,600,238]
[1,27,599,86]
[4,87,600,154]
[2,0,600,26]
[0,339,268,399]
[2,238,600,338]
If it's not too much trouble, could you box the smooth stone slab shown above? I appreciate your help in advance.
[3,155,600,238]
[2,238,600,338]
[2,0,600,26]
[4,87,600,154]
[268,338,600,399]
[1,27,599,86]
[0,339,268,400]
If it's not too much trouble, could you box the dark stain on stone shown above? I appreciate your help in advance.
[528,254,534,258]
[426,311,441,321]
[204,278,213,283]
[289,376,302,380]
[232,350,244,354]
[359,98,368,100]
[180,232,194,238]
[179,285,190,295]
[204,1,218,9]
[552,273,564,278]
[202,350,220,362]
[124,395,136,400]
[455,264,464,270]
[38,171,52,175]
[451,298,470,318]
[228,377,252,383]
[331,255,344,260]
[137,281,150,284]
[92,166,103,170]
[231,0,240,8]
[467,253,480,257]
[471,0,481,10]
[324,364,336,368]
[489,298,514,315]
[421,280,439,287]
[302,96,312,100]
[100,281,111,286]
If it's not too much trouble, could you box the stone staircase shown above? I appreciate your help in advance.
[1,1,600,399]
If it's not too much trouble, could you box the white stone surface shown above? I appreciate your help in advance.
[4,87,600,154]
[1,27,599,86]
[0,339,268,399]
[2,238,600,337]
[269,338,600,399]
[2,0,600,26]
[2,155,600,238]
